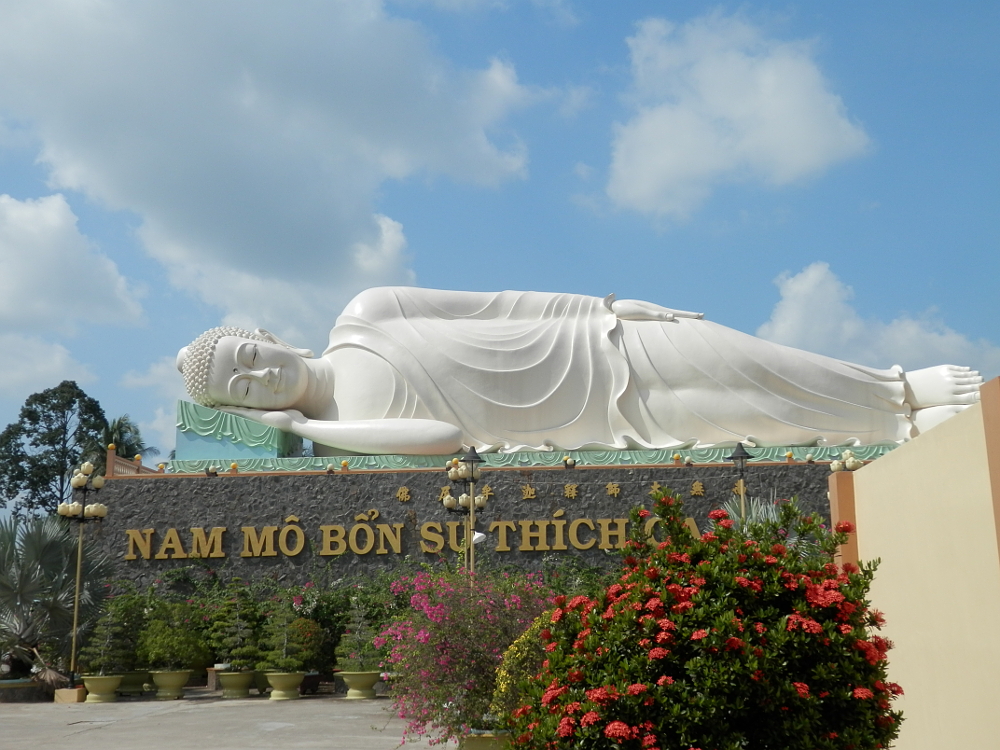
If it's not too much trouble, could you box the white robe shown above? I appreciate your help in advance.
[325,287,910,451]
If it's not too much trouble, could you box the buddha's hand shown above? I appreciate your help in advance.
[610,298,704,322]
[216,407,307,431]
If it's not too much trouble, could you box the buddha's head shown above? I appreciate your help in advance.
[177,327,314,411]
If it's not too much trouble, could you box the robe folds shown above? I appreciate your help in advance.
[326,287,910,452]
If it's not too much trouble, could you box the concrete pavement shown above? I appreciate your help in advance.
[0,688,442,750]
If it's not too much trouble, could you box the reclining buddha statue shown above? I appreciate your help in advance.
[176,287,982,456]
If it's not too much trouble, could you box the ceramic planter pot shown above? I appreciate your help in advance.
[264,672,305,700]
[150,670,191,700]
[339,670,380,699]
[82,674,122,703]
[117,671,150,697]
[218,671,255,699]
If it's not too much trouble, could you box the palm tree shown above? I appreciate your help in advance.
[84,414,160,475]
[0,515,112,681]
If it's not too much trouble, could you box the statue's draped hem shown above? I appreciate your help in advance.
[325,287,911,452]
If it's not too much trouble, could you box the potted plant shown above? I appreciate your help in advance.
[207,581,261,699]
[334,597,382,699]
[77,610,126,702]
[256,600,322,700]
[504,492,904,750]
[95,583,149,697]
[378,568,550,745]
[137,602,210,700]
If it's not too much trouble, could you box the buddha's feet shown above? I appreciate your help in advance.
[903,365,982,410]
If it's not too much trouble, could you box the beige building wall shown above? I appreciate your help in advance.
[850,379,1000,750]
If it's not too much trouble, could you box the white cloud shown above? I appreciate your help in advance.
[141,406,178,459]
[607,13,869,218]
[559,85,593,118]
[121,356,189,404]
[0,2,532,330]
[0,194,143,335]
[121,356,191,458]
[0,333,94,398]
[757,262,1000,377]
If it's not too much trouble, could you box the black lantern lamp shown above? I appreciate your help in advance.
[725,442,753,522]
[441,447,486,574]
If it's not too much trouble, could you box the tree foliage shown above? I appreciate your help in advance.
[0,515,112,676]
[0,381,108,516]
[83,413,160,477]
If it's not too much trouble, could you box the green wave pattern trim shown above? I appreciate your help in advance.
[167,443,895,474]
[176,400,283,449]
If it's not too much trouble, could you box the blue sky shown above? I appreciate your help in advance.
[0,1,997,456]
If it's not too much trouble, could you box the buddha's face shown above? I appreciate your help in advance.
[205,337,309,410]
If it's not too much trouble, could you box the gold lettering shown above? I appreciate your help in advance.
[489,520,517,551]
[644,517,663,544]
[521,484,536,500]
[376,523,404,554]
[319,525,347,556]
[518,520,550,552]
[155,528,188,560]
[124,528,153,560]
[563,483,578,499]
[550,510,568,551]
[278,523,305,556]
[241,526,277,557]
[419,522,445,553]
[189,527,226,558]
[445,521,464,552]
[349,524,375,555]
[395,487,411,503]
[569,518,595,550]
[684,517,700,538]
[605,482,621,498]
[597,519,628,550]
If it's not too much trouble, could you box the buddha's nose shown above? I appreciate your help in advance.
[248,367,275,385]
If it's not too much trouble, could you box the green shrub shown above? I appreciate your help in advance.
[206,579,261,671]
[137,602,210,670]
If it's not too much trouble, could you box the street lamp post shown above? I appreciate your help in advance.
[57,460,108,688]
[726,442,753,522]
[440,447,486,575]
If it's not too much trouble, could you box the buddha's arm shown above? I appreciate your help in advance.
[218,407,464,455]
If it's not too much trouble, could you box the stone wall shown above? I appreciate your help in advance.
[93,462,832,586]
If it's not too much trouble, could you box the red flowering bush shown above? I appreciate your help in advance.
[505,491,902,750]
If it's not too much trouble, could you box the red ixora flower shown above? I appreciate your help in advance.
[557,717,577,737]
[835,520,856,533]
[604,721,634,740]
[639,509,651,519]
[853,687,874,699]
[690,630,708,640]
[792,682,810,698]
[580,711,601,727]
[708,509,728,520]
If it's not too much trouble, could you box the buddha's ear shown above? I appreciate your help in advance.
[254,329,315,359]
[176,346,189,372]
